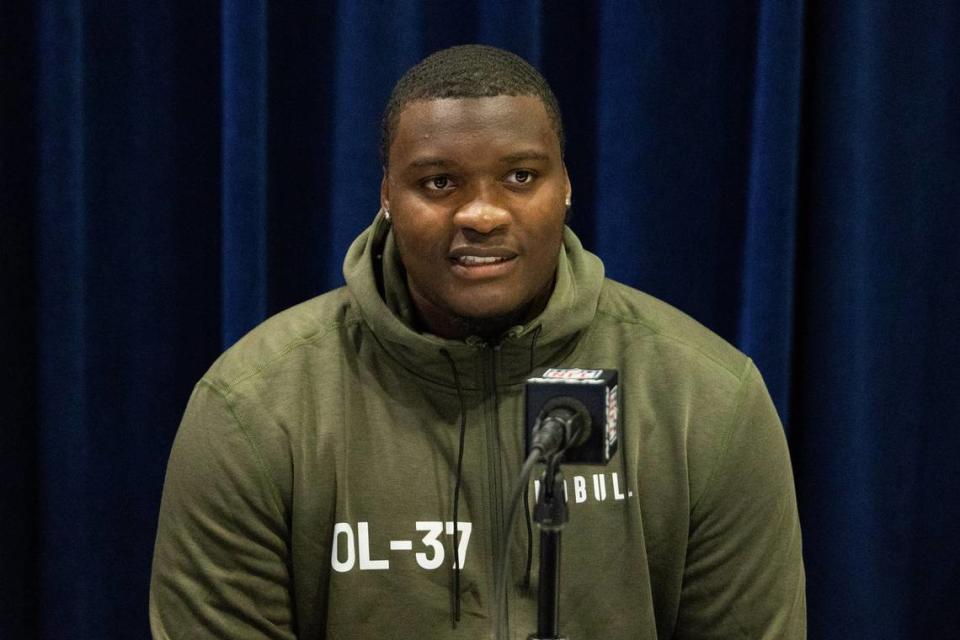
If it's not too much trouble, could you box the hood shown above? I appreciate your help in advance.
[342,212,605,390]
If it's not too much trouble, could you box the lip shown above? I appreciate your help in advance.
[448,246,518,260]
[447,246,519,278]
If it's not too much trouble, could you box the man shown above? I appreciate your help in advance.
[150,45,805,639]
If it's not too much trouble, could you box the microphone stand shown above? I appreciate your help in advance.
[529,456,569,640]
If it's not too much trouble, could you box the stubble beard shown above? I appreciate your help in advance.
[448,277,555,341]
[449,306,534,341]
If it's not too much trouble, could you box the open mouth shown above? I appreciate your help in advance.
[448,252,518,279]
[454,255,513,266]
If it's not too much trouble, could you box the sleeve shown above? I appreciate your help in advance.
[675,361,806,639]
[150,380,296,640]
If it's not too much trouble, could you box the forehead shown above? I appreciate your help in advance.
[389,95,559,166]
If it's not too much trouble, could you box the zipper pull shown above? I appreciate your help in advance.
[465,335,488,349]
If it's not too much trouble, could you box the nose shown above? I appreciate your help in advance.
[452,187,511,235]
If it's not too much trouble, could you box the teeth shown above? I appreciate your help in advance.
[458,256,508,265]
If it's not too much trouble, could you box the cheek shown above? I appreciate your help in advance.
[528,215,566,257]
[392,218,450,287]
[522,223,565,285]
[393,215,435,253]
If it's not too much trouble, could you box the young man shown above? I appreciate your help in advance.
[151,45,806,639]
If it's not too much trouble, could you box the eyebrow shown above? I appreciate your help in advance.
[406,151,551,170]
[408,157,453,169]
[499,151,551,164]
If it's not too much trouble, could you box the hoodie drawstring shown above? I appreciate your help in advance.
[440,325,544,626]
[521,324,543,589]
[440,348,467,628]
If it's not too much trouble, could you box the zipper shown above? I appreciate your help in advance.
[481,342,509,638]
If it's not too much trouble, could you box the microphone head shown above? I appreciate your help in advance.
[525,368,619,465]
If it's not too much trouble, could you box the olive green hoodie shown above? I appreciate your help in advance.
[150,215,805,639]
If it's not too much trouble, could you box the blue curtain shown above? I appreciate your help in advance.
[3,1,958,638]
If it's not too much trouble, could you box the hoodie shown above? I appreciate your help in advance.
[150,215,806,639]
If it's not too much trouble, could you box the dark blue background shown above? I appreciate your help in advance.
[2,1,958,638]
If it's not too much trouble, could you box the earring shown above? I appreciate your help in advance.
[381,207,391,221]
[565,196,572,208]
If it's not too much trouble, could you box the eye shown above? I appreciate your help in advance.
[422,175,455,191]
[506,169,536,185]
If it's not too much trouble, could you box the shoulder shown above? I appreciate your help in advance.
[168,289,361,515]
[202,286,360,394]
[591,282,792,541]
[593,278,749,384]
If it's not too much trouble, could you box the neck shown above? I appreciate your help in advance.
[407,280,553,342]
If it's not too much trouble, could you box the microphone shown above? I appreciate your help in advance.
[525,368,619,465]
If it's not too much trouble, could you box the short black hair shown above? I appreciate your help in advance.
[380,44,564,166]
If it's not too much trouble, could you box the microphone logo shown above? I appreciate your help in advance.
[541,368,603,380]
[605,384,619,459]
[525,368,620,465]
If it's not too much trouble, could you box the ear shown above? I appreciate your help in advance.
[380,169,390,212]
[563,163,572,206]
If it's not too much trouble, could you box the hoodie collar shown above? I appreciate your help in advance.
[343,213,604,390]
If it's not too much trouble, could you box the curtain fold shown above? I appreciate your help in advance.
[791,3,960,636]
[36,3,92,633]
[0,0,38,630]
[4,1,958,638]
[738,0,804,418]
[326,0,414,285]
[221,0,269,347]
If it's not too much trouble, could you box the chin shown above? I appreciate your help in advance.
[451,282,551,323]
[451,300,534,335]
[451,298,522,322]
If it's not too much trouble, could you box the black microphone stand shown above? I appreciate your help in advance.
[529,456,569,640]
